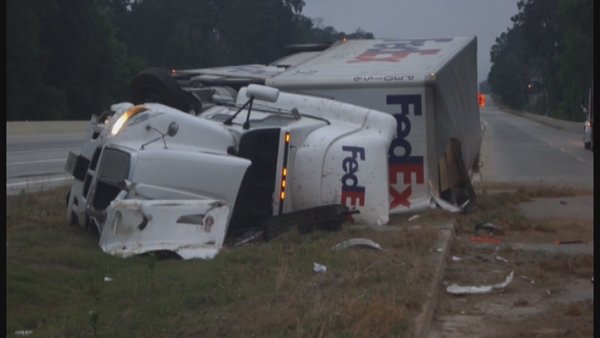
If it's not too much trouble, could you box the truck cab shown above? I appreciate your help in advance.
[66,84,396,259]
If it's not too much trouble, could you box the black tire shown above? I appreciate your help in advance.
[584,142,591,150]
[131,67,190,112]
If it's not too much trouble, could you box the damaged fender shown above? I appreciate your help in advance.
[100,198,230,259]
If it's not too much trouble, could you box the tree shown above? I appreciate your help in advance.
[487,0,592,121]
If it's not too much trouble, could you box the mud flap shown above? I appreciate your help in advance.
[99,199,230,259]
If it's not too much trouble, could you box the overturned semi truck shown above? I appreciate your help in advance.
[66,37,482,259]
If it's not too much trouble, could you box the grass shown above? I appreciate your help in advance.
[447,182,589,235]
[6,187,438,337]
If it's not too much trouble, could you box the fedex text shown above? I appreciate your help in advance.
[387,94,425,209]
[340,146,366,207]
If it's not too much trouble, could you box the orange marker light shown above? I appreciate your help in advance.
[282,168,287,177]
[285,132,291,143]
[280,191,286,200]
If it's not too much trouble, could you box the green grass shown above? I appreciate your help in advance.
[7,187,437,337]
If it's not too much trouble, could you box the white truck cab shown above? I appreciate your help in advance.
[66,85,396,259]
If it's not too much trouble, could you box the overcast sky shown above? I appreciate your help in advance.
[302,0,521,83]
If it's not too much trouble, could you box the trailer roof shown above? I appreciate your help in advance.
[268,37,476,88]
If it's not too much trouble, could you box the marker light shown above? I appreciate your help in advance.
[280,166,288,201]
[285,132,291,144]
[111,105,148,135]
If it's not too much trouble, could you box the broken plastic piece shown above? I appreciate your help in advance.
[332,238,383,251]
[474,222,502,234]
[495,255,508,263]
[234,230,263,246]
[451,256,463,262]
[313,262,327,273]
[446,271,514,295]
[408,214,420,222]
[14,331,33,336]
[470,235,502,244]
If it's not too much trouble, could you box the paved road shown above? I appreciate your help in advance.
[6,127,87,195]
[479,97,593,190]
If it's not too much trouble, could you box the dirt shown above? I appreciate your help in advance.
[429,192,594,338]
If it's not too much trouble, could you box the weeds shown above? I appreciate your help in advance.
[7,188,437,337]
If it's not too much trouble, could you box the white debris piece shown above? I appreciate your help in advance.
[332,238,383,251]
[408,215,420,222]
[451,256,463,262]
[313,262,327,273]
[104,276,112,282]
[495,255,509,263]
[446,271,514,295]
[15,330,33,336]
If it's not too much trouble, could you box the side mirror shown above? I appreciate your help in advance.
[167,121,179,137]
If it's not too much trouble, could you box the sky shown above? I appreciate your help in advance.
[302,0,521,83]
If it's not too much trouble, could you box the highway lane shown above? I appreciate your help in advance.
[6,131,86,195]
[6,101,594,195]
[479,98,593,190]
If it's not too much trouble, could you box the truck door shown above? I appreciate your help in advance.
[228,128,280,233]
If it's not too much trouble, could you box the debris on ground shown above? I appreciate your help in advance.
[104,276,112,282]
[14,330,33,336]
[446,271,514,295]
[408,214,420,222]
[233,230,263,246]
[470,235,502,244]
[474,222,502,235]
[495,255,509,264]
[332,238,383,251]
[451,256,464,262]
[313,262,327,273]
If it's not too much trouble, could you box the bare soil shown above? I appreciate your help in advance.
[430,186,594,338]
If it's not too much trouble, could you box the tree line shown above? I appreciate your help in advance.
[487,0,592,121]
[7,0,373,121]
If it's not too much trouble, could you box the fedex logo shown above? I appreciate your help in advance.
[387,94,424,209]
[348,38,451,63]
[340,146,366,207]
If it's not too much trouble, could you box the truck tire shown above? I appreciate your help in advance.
[131,68,190,112]
[584,141,591,150]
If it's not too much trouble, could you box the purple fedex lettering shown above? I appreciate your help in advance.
[348,39,451,63]
[341,146,366,207]
[387,95,424,209]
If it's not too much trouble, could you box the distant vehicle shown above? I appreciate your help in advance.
[582,87,593,151]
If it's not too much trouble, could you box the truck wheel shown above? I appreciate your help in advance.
[584,141,591,150]
[131,67,190,112]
